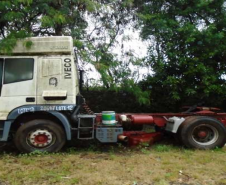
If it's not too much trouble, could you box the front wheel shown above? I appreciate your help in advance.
[14,119,66,153]
[179,116,226,149]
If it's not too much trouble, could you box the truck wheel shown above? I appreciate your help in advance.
[14,119,66,153]
[175,116,196,144]
[179,116,226,149]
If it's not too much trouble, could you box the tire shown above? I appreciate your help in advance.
[14,119,66,153]
[176,116,197,144]
[179,116,226,149]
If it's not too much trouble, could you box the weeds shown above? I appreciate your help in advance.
[1,143,226,185]
[18,150,50,157]
[67,178,80,184]
[141,148,150,154]
[152,144,174,152]
[213,146,226,153]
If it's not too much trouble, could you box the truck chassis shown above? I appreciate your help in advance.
[5,104,226,153]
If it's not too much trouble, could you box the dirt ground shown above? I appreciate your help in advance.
[0,140,226,185]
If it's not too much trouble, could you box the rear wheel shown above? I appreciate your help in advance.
[179,116,226,149]
[14,119,66,153]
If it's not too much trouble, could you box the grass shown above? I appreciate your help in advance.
[1,141,226,185]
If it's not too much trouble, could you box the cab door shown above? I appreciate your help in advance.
[36,56,76,106]
[0,57,36,120]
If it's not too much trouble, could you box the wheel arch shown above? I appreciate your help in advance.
[177,116,199,131]
[8,111,72,141]
[178,116,223,131]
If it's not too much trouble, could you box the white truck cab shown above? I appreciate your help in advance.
[0,36,79,118]
[0,36,84,152]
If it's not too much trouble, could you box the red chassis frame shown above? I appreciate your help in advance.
[95,107,226,146]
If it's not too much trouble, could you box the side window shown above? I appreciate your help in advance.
[4,58,34,84]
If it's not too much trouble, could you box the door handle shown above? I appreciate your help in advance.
[26,97,35,102]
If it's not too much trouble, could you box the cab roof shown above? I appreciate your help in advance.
[9,36,74,55]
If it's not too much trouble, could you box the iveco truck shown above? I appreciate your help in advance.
[1,36,226,153]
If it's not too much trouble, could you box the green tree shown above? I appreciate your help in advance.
[0,0,150,104]
[136,0,226,110]
[0,0,131,83]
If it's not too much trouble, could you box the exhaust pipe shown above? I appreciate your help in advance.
[118,135,128,142]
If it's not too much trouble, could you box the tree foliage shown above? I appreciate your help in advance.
[2,0,226,110]
[0,0,150,104]
[136,0,226,109]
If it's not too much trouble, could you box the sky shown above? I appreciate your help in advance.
[80,23,152,86]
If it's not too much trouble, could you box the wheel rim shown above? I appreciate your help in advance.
[27,129,55,148]
[192,124,219,146]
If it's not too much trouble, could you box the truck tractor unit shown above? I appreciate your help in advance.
[0,36,226,153]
